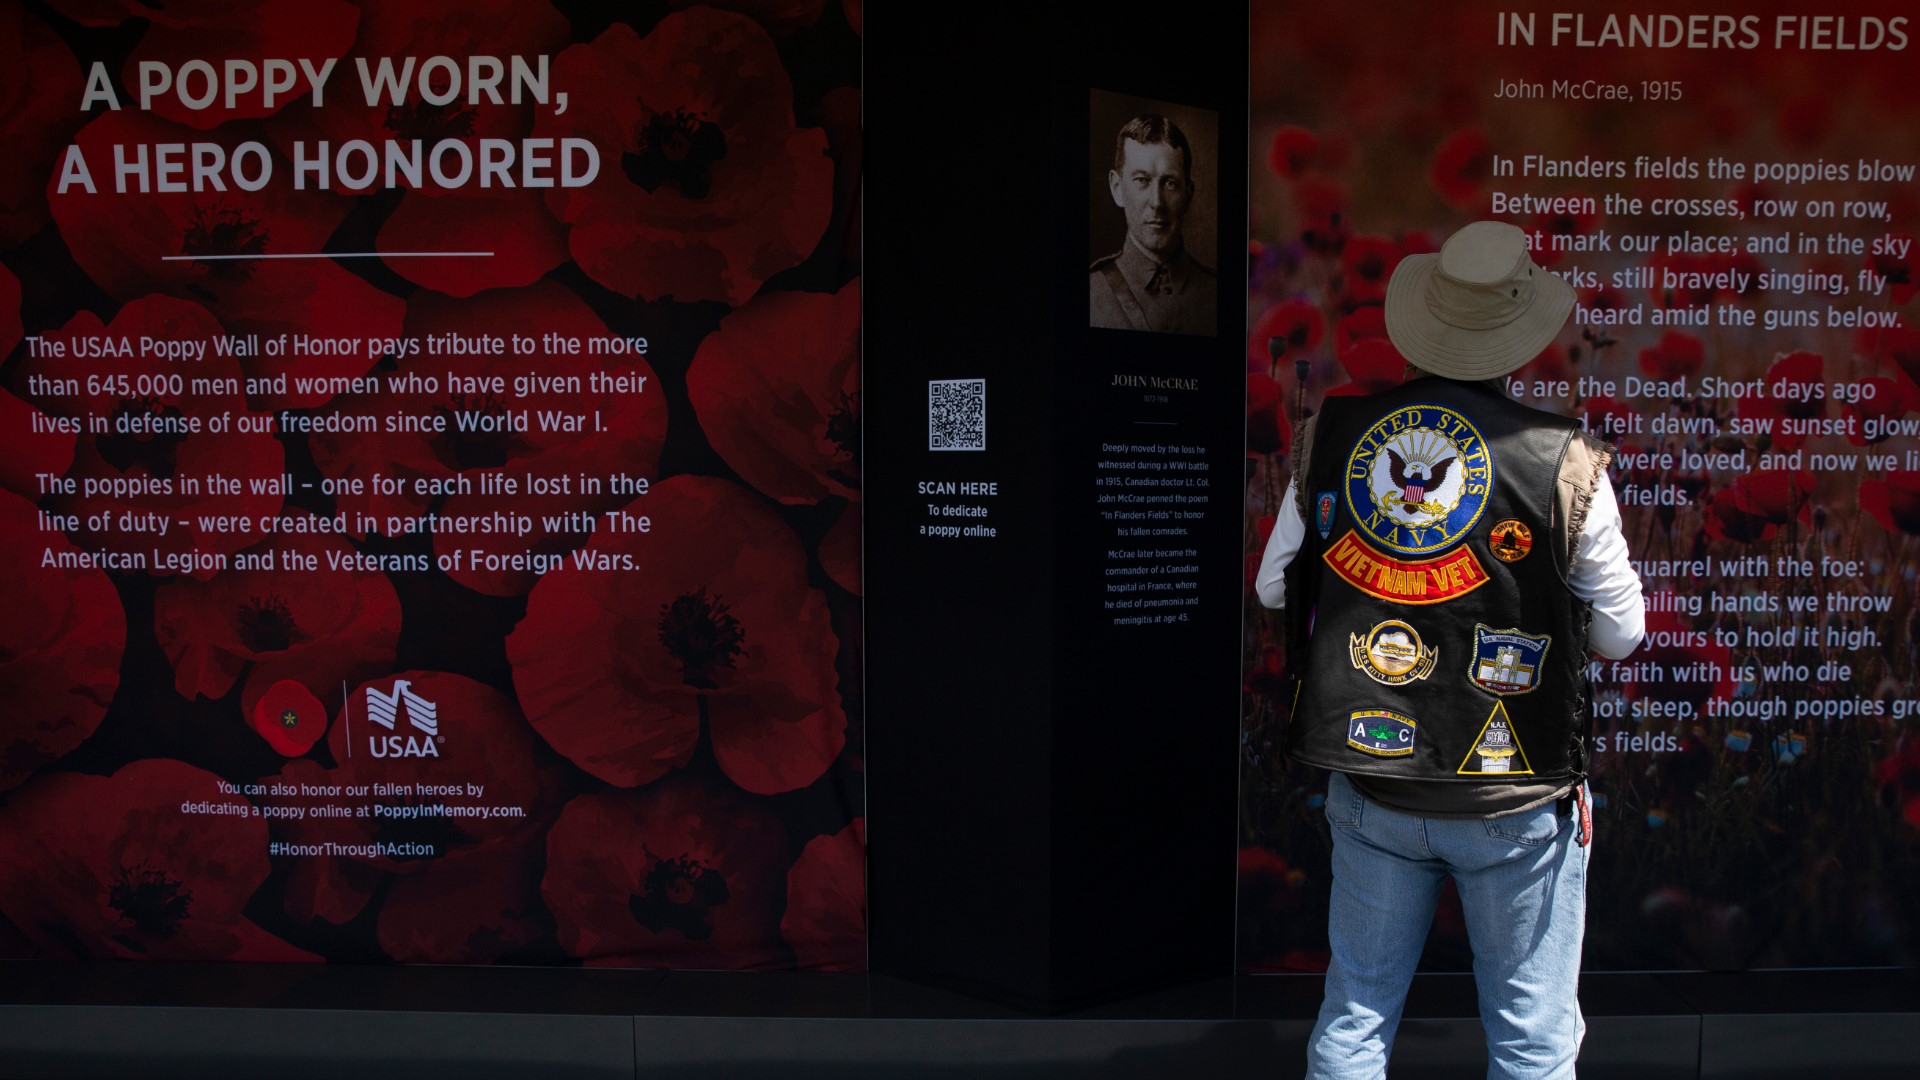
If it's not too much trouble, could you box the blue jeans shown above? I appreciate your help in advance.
[1307,771,1589,1080]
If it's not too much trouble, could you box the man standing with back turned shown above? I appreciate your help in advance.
[1255,220,1645,1078]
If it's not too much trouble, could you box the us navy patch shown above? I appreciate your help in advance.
[1343,403,1493,556]
[1347,709,1417,757]
[1315,491,1336,539]
[1457,701,1535,776]
[1349,619,1438,686]
[1469,625,1551,695]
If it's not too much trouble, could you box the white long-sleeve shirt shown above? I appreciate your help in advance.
[1254,477,1646,659]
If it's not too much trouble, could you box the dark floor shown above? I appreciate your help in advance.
[1,961,1916,1078]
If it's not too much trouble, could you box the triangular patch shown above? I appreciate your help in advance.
[1456,700,1535,776]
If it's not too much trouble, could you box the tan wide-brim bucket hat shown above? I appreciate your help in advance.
[1384,220,1576,380]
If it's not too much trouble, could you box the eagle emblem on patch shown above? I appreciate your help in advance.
[1469,624,1551,695]
[1315,491,1336,539]
[1458,701,1535,776]
[1344,403,1492,556]
[1349,620,1438,686]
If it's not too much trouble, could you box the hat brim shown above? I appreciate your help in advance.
[1383,253,1576,381]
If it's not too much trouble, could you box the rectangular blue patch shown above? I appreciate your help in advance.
[1347,709,1417,757]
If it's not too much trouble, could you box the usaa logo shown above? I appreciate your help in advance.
[363,680,443,759]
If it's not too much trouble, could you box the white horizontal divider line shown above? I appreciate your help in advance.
[161,252,494,261]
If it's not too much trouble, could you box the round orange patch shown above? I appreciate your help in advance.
[1489,519,1533,562]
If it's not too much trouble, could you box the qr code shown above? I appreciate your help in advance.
[928,378,986,451]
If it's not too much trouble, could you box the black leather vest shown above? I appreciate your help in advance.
[1284,378,1592,783]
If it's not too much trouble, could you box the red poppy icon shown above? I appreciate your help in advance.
[249,679,328,757]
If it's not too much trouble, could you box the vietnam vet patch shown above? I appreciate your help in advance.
[1349,619,1438,685]
[1469,624,1551,695]
[1315,491,1336,539]
[1322,529,1490,605]
[1347,709,1418,757]
[1344,403,1493,556]
[1457,701,1535,776]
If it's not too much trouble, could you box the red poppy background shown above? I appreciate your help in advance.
[1246,2,1920,974]
[536,9,834,304]
[0,491,125,792]
[542,775,791,968]
[509,475,846,795]
[1,1,862,971]
[0,758,313,961]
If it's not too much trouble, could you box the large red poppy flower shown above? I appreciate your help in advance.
[781,818,864,970]
[152,525,401,721]
[274,674,560,928]
[0,491,125,792]
[1732,470,1814,525]
[1637,331,1705,380]
[1248,299,1325,374]
[307,280,666,595]
[1332,304,1386,357]
[1326,337,1404,397]
[0,7,85,246]
[1340,235,1400,305]
[47,110,401,409]
[1702,486,1777,544]
[509,476,846,794]
[23,295,284,572]
[542,776,791,968]
[1291,175,1349,254]
[688,280,859,505]
[1735,351,1825,451]
[1428,127,1491,211]
[535,10,833,303]
[1861,471,1920,535]
[250,679,328,758]
[1267,125,1319,179]
[0,758,314,961]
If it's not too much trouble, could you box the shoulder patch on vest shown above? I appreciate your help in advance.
[1349,619,1438,685]
[1457,701,1535,776]
[1347,709,1418,757]
[1344,402,1493,555]
[1314,491,1336,539]
[1469,624,1551,695]
[1321,529,1490,605]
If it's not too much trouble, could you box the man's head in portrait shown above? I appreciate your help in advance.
[1107,115,1194,259]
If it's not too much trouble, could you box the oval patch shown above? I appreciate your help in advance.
[1344,403,1493,556]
